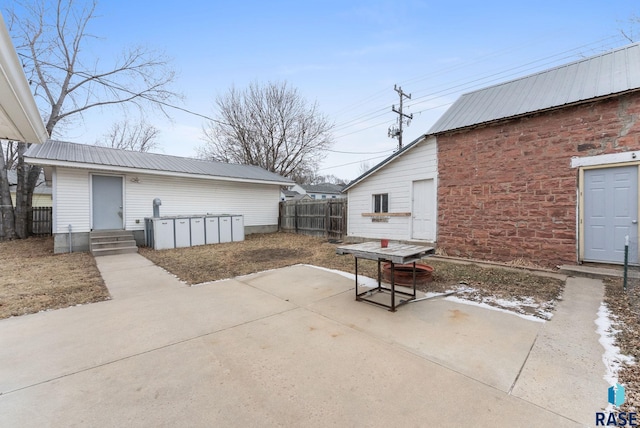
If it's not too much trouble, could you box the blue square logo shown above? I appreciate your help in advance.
[608,383,626,407]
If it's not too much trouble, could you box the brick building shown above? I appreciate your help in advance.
[432,43,640,267]
[345,43,640,267]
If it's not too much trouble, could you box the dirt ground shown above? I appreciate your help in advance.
[140,232,564,318]
[603,276,640,413]
[0,233,564,322]
[4,232,640,406]
[0,237,108,319]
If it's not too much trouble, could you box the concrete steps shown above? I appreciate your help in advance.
[90,230,138,256]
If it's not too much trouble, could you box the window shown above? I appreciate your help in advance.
[321,195,327,199]
[373,193,388,213]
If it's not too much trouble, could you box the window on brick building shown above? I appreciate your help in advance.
[373,193,388,213]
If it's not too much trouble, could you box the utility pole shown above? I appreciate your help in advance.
[388,84,413,150]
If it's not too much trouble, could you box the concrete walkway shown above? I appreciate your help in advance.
[0,254,608,427]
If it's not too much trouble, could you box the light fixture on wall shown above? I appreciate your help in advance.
[130,177,140,183]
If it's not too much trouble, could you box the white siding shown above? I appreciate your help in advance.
[55,167,91,233]
[123,173,280,230]
[347,136,438,241]
[53,167,281,233]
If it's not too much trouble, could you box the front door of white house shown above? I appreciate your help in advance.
[92,175,123,230]
[584,166,638,264]
[412,179,435,240]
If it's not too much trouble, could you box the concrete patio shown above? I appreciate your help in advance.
[0,254,608,427]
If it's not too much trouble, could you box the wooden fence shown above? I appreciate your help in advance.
[29,207,52,236]
[279,199,347,239]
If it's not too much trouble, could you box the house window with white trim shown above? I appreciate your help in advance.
[373,193,388,213]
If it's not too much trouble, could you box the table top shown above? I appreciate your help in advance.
[336,242,435,264]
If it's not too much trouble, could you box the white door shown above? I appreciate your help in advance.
[584,166,638,264]
[412,179,435,240]
[92,175,123,230]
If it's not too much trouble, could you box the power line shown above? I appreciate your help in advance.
[325,148,393,155]
[320,36,627,174]
[330,36,625,137]
[318,153,391,171]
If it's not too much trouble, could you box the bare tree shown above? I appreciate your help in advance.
[313,174,347,186]
[621,14,639,42]
[358,161,371,176]
[199,81,334,182]
[96,119,160,152]
[1,0,178,239]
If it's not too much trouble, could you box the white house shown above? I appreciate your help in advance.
[280,183,308,201]
[302,183,346,199]
[25,140,293,253]
[7,170,52,207]
[342,135,437,243]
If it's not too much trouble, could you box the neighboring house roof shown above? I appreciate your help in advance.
[24,140,294,186]
[281,189,312,201]
[342,134,428,192]
[5,169,52,195]
[0,12,48,143]
[429,42,640,134]
[301,183,344,194]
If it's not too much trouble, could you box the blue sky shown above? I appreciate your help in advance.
[9,1,640,180]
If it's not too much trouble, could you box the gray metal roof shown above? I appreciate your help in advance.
[429,43,640,134]
[301,183,345,194]
[24,140,293,185]
[4,169,52,194]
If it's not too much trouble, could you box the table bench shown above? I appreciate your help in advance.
[336,242,435,311]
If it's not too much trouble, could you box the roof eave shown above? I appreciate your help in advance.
[0,13,48,144]
[24,157,293,186]
[432,88,640,136]
[342,134,428,192]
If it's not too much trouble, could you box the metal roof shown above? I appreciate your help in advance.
[429,43,640,134]
[5,170,51,194]
[24,140,294,185]
[301,183,345,194]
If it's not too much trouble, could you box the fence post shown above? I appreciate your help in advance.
[294,201,298,233]
[624,235,629,291]
[325,201,330,237]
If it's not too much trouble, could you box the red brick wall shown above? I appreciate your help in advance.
[437,93,640,267]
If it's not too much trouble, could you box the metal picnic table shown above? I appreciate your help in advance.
[336,242,435,312]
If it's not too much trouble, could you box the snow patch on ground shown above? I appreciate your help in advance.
[449,284,554,321]
[193,265,555,323]
[444,296,546,323]
[595,303,635,386]
[304,266,552,322]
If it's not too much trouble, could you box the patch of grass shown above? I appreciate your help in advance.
[428,260,562,303]
[2,232,565,322]
[0,237,108,319]
[140,232,564,310]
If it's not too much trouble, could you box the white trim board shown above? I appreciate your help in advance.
[571,151,640,168]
